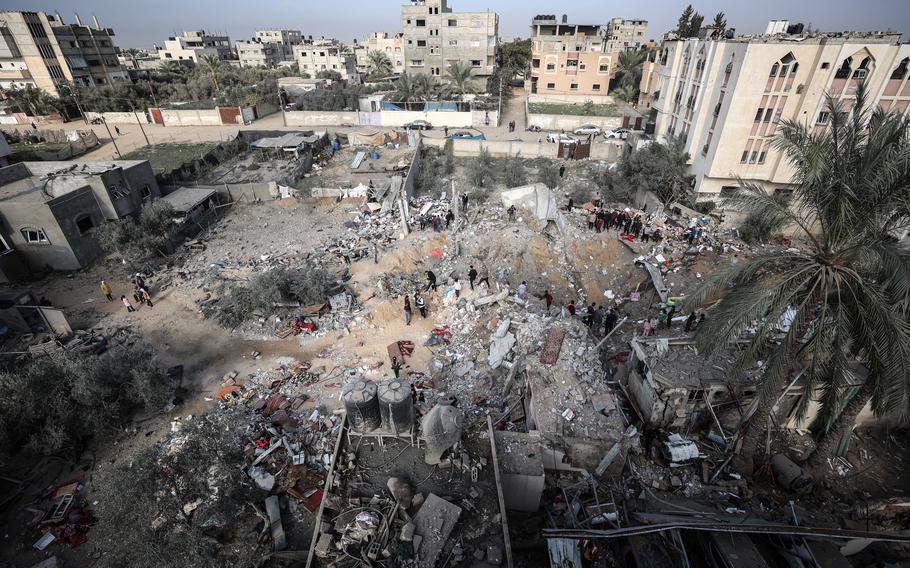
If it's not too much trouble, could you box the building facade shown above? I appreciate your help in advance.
[294,41,358,82]
[0,160,160,271]
[401,0,498,82]
[650,29,910,196]
[0,11,129,96]
[603,18,648,53]
[159,30,232,63]
[356,32,405,76]
[255,29,302,60]
[530,15,614,98]
[236,40,282,68]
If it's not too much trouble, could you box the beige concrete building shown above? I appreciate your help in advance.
[650,29,910,196]
[529,15,614,98]
[236,40,282,68]
[159,30,232,64]
[603,18,648,53]
[293,41,358,82]
[401,0,497,82]
[255,29,302,60]
[0,11,129,96]
[356,32,405,76]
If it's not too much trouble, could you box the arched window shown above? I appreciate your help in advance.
[891,58,909,80]
[854,57,871,78]
[835,57,853,79]
[770,63,779,76]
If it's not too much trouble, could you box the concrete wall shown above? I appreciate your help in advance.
[84,111,149,125]
[380,110,474,128]
[528,93,617,105]
[284,109,497,129]
[527,112,625,132]
[254,101,279,119]
[422,137,558,158]
[49,190,104,267]
[188,182,279,203]
[158,109,223,127]
[284,111,360,127]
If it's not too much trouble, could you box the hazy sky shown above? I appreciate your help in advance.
[4,0,908,48]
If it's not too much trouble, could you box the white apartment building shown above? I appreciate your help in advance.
[159,30,232,63]
[603,18,648,53]
[236,40,281,67]
[356,32,405,76]
[293,41,358,82]
[650,28,910,196]
[255,29,302,60]
[401,0,498,82]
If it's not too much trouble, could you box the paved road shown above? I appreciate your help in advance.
[2,91,540,161]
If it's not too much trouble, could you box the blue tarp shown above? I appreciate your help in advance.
[380,101,406,111]
[425,101,458,112]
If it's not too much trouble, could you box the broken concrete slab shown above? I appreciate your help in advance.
[265,495,286,551]
[412,493,462,568]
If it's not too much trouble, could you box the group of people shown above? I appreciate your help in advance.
[101,273,154,313]
[415,193,470,233]
[586,208,664,243]
[507,120,518,132]
[642,305,706,336]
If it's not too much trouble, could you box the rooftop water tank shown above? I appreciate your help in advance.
[378,380,414,434]
[342,378,381,431]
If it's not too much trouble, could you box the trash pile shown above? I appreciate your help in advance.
[29,481,96,553]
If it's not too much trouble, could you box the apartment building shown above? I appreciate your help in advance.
[650,28,910,196]
[529,15,614,98]
[0,11,129,96]
[603,18,648,53]
[293,41,358,82]
[159,30,232,63]
[255,29,302,60]
[356,32,405,76]
[236,40,282,68]
[401,0,498,82]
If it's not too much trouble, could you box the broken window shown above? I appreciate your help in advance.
[75,215,95,236]
[21,227,49,245]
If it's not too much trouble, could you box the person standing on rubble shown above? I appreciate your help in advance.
[445,209,455,229]
[507,204,516,221]
[567,300,577,316]
[404,295,412,325]
[657,308,668,328]
[373,242,379,264]
[425,270,437,292]
[100,280,113,302]
[540,289,554,311]
[566,197,574,211]
[415,293,427,318]
[666,304,677,328]
[391,357,402,379]
[120,295,135,313]
[139,287,153,308]
[643,318,654,336]
[588,209,596,230]
[605,308,619,334]
[453,278,462,298]
[684,312,697,332]
[477,264,490,288]
[461,192,469,212]
[592,305,605,335]
[516,281,528,300]
[468,265,478,290]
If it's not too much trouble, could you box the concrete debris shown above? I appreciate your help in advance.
[662,433,701,465]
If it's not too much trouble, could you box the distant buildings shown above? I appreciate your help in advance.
[603,18,649,53]
[255,29,302,60]
[650,26,910,196]
[158,30,232,63]
[236,40,282,68]
[356,32,405,76]
[0,10,129,96]
[294,40,358,82]
[401,0,498,83]
[529,15,615,98]
[0,160,160,271]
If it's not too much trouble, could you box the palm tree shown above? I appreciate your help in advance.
[445,61,476,96]
[388,74,418,110]
[413,74,440,101]
[367,50,394,78]
[615,50,646,89]
[157,60,187,81]
[122,48,142,69]
[198,54,223,95]
[688,85,910,473]
[612,83,638,104]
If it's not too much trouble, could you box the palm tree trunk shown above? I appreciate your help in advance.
[736,394,777,473]
[805,382,872,469]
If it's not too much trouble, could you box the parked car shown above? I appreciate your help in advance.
[527,124,543,132]
[404,120,433,130]
[450,130,486,140]
[573,124,602,136]
[604,128,631,140]
[546,133,577,144]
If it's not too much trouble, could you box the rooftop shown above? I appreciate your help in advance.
[160,187,216,214]
[0,161,145,204]
[631,337,760,388]
[667,29,903,45]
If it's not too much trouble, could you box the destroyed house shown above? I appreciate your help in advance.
[0,161,160,271]
[623,337,761,429]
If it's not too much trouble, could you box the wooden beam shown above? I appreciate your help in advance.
[486,415,515,568]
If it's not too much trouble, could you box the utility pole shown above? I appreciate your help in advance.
[99,118,122,159]
[130,102,151,146]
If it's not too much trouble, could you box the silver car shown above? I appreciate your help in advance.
[573,124,602,136]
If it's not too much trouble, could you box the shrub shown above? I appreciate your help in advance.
[536,158,561,189]
[96,201,179,267]
[501,153,528,187]
[692,200,716,214]
[466,147,495,188]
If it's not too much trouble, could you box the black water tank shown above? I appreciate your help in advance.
[342,378,381,431]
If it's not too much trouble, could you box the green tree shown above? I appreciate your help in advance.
[413,73,441,100]
[96,201,178,265]
[501,153,528,187]
[712,12,728,34]
[445,61,476,96]
[688,86,910,472]
[612,83,638,104]
[367,50,394,78]
[620,136,693,205]
[467,147,495,188]
[676,4,704,38]
[536,158,561,190]
[315,69,344,82]
[388,74,419,109]
[198,54,223,95]
[615,50,646,88]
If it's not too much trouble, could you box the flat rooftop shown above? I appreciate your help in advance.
[632,338,760,388]
[0,161,145,204]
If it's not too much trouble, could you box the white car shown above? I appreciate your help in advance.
[546,133,577,144]
[604,128,631,140]
[573,124,602,136]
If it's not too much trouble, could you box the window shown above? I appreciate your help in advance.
[546,83,555,89]
[21,228,49,245]
[740,151,748,163]
[449,40,458,46]
[406,19,411,25]
[817,111,830,124]
[758,150,767,164]
[141,186,152,200]
[570,83,578,90]
[579,63,586,71]
[109,183,129,198]
[75,215,95,236]
[750,150,758,163]
[0,234,10,253]
[891,58,909,80]
[770,63,779,76]
[754,108,764,122]
[546,63,555,71]
[416,19,425,27]
[764,108,773,122]
[448,19,457,27]
[598,63,608,72]
[820,62,830,69]
[417,40,426,47]
[410,59,424,66]
[566,60,578,68]
[592,84,601,91]
[470,60,481,67]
